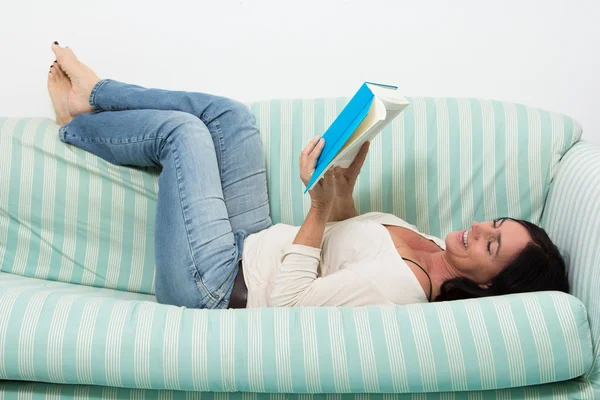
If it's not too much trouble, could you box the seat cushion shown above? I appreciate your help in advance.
[0,271,593,393]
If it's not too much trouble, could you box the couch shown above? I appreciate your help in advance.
[0,96,598,399]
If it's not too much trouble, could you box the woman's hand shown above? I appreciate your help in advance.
[332,141,370,198]
[300,137,336,210]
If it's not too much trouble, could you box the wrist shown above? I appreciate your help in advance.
[335,194,355,203]
[310,201,333,213]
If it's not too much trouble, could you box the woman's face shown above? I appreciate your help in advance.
[444,218,532,286]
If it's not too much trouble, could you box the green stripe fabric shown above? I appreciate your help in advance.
[0,101,581,293]
[0,271,592,392]
[0,118,159,294]
[540,141,600,380]
[0,379,598,400]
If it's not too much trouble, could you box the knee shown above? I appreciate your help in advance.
[212,98,256,126]
[160,111,212,146]
[163,111,206,133]
[153,111,214,162]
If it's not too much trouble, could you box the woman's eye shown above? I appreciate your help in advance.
[487,240,492,254]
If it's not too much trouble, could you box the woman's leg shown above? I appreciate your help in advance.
[51,44,272,239]
[89,79,273,237]
[49,43,273,309]
[59,109,238,309]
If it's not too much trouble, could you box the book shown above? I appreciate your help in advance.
[304,82,409,193]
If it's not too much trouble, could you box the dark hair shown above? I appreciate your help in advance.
[435,218,569,302]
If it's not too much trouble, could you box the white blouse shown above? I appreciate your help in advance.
[241,212,446,308]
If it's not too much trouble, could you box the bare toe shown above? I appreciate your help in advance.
[50,42,97,116]
[47,58,73,126]
[51,43,78,74]
[55,62,66,78]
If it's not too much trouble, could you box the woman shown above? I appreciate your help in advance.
[47,42,569,309]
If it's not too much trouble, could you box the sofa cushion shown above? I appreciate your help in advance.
[0,118,159,294]
[0,271,593,393]
[250,97,582,233]
[0,101,582,294]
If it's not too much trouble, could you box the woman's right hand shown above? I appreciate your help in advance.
[299,137,336,210]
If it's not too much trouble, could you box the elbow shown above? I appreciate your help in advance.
[268,290,298,308]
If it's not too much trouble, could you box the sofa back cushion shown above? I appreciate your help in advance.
[0,100,581,293]
[0,118,159,293]
[252,97,582,234]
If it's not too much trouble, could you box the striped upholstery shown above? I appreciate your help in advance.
[0,272,593,392]
[0,95,597,398]
[0,118,159,294]
[0,380,598,400]
[541,141,600,382]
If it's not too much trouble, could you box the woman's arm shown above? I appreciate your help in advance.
[294,135,336,248]
[269,136,335,306]
[269,256,377,307]
[269,205,330,306]
[293,205,331,247]
[327,142,370,223]
[327,196,359,222]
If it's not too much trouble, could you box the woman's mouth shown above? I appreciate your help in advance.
[458,230,468,250]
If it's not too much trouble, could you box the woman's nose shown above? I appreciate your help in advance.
[471,221,490,239]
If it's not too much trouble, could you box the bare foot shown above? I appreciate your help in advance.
[51,42,101,117]
[47,62,73,126]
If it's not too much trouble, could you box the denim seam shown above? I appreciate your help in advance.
[167,134,220,309]
[215,120,226,178]
[77,135,164,144]
[89,79,110,113]
[203,112,225,178]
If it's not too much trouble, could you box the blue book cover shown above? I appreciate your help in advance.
[304,82,397,193]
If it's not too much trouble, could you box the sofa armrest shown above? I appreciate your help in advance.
[541,140,600,383]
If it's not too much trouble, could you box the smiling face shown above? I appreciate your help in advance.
[444,218,532,286]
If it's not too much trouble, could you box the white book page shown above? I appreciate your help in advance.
[306,84,408,190]
[332,84,408,168]
[366,83,407,110]
[332,98,386,168]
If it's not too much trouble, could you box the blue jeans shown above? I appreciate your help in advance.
[59,80,273,309]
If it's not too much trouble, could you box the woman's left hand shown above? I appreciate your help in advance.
[332,141,370,198]
[299,137,336,209]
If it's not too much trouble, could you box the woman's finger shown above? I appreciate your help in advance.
[309,138,325,159]
[348,141,370,174]
[301,136,322,158]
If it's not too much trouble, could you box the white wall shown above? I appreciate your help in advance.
[2,0,599,144]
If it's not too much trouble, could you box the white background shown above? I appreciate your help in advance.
[1,0,598,144]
